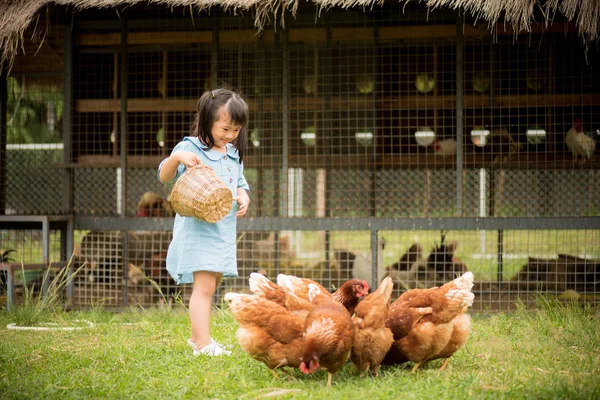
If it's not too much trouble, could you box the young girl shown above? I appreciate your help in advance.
[158,88,250,356]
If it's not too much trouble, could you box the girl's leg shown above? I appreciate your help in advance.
[189,271,222,349]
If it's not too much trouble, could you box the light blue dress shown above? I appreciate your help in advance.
[158,137,250,284]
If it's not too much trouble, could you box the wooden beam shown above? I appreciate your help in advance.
[379,25,465,40]
[331,28,374,42]
[77,99,197,112]
[79,30,276,47]
[79,31,212,46]
[289,28,327,43]
[76,93,600,113]
[76,155,164,168]
[219,30,264,44]
[78,22,578,47]
[71,153,600,170]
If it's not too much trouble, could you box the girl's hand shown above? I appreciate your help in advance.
[176,151,201,168]
[234,189,250,217]
[159,151,201,183]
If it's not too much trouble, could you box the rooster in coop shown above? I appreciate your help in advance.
[383,271,475,371]
[350,276,394,377]
[565,119,596,164]
[385,243,423,289]
[142,251,177,302]
[136,192,173,217]
[489,128,522,163]
[407,233,468,288]
[224,291,305,377]
[299,283,355,387]
[332,249,356,282]
[431,138,457,156]
[249,272,369,317]
[245,233,296,275]
[348,237,386,287]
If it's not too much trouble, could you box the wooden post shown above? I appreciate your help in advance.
[63,24,74,216]
[0,64,7,215]
[433,45,438,136]
[112,53,118,157]
[119,11,129,306]
[455,15,464,217]
[160,51,167,156]
[547,43,554,152]
[424,169,431,215]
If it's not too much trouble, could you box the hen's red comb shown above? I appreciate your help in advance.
[299,362,310,374]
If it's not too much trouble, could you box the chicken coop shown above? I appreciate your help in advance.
[1,0,599,311]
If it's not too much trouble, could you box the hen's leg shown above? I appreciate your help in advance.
[439,357,451,370]
[411,362,422,373]
[280,367,296,380]
[359,362,370,378]
[327,372,333,388]
[373,364,380,378]
[269,369,280,379]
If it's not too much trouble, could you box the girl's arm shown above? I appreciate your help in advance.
[234,188,250,217]
[159,151,201,182]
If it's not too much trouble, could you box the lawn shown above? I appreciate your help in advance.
[1,299,599,399]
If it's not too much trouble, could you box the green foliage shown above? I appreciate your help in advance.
[6,76,63,144]
[0,300,599,399]
[7,259,85,327]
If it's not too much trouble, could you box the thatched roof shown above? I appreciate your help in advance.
[1,0,599,68]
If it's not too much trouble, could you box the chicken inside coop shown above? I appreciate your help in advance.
[333,237,386,287]
[565,119,596,164]
[386,233,467,290]
[385,243,424,285]
[136,192,174,217]
[431,138,457,157]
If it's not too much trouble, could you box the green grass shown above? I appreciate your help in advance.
[8,262,84,327]
[1,300,599,399]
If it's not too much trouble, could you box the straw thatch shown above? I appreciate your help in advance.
[1,0,599,68]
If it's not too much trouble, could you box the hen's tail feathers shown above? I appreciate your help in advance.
[276,273,298,292]
[461,292,475,308]
[249,272,272,296]
[445,288,475,308]
[224,292,243,303]
[284,289,312,316]
[452,271,474,292]
[377,276,395,304]
[308,283,324,302]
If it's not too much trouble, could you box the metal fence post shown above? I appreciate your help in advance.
[455,13,464,217]
[120,10,129,306]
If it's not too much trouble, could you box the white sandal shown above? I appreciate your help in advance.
[187,338,232,357]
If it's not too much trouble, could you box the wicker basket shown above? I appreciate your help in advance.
[170,164,233,223]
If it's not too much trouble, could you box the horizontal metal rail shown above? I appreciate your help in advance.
[74,216,600,232]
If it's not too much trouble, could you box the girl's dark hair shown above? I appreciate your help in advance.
[190,88,249,162]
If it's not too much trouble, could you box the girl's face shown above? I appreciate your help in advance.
[211,109,242,151]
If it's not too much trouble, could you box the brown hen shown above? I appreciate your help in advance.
[350,276,394,377]
[224,292,304,377]
[298,284,355,387]
[383,271,474,372]
[249,273,369,317]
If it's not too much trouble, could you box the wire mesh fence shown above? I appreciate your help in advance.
[1,3,599,311]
